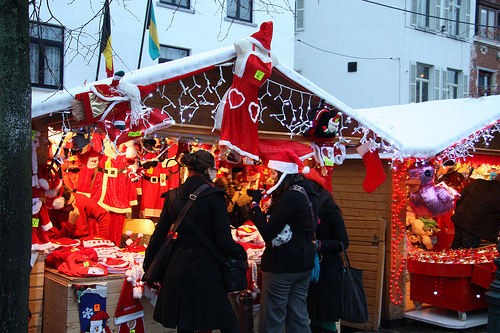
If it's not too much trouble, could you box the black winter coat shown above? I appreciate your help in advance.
[451,179,500,243]
[144,175,247,330]
[250,178,317,273]
[307,185,349,322]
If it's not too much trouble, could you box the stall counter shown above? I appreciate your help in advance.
[42,268,173,333]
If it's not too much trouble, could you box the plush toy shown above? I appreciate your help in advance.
[405,161,459,218]
[406,210,441,250]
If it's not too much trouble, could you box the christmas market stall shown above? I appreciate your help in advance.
[30,28,381,331]
[329,97,500,330]
[30,22,500,331]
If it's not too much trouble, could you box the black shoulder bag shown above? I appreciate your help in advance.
[339,243,368,323]
[142,183,209,285]
[171,188,248,293]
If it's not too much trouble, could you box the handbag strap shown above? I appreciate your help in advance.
[340,243,351,269]
[170,186,227,264]
[144,183,208,274]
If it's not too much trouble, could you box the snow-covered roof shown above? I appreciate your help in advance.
[353,96,500,158]
[31,45,354,120]
[32,45,500,160]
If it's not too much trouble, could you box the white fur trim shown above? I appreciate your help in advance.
[267,160,298,174]
[38,178,49,191]
[52,196,65,210]
[32,199,42,215]
[266,173,287,195]
[247,37,270,51]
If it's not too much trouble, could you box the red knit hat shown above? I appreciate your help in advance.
[247,21,273,51]
[266,149,309,195]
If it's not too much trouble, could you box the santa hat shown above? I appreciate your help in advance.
[247,21,273,51]
[266,149,309,195]
[114,280,144,325]
[37,163,61,192]
[45,186,65,210]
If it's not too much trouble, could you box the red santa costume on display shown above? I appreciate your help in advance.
[76,133,104,197]
[91,153,138,245]
[217,22,275,161]
[138,143,180,218]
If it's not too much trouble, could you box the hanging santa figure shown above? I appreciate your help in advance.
[215,21,278,163]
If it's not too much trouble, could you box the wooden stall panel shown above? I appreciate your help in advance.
[29,253,45,333]
[341,216,386,331]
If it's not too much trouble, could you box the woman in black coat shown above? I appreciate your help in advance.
[250,149,317,333]
[143,150,247,333]
[307,182,349,333]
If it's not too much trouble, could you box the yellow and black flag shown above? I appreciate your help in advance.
[99,0,113,77]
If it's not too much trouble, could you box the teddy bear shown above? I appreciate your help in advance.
[406,210,440,250]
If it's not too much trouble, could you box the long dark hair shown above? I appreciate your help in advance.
[270,172,305,204]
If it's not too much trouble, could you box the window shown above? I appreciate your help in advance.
[416,64,430,102]
[446,69,459,99]
[478,6,499,39]
[295,0,304,31]
[227,0,252,23]
[417,0,431,29]
[159,0,189,9]
[29,22,64,89]
[478,70,496,96]
[411,0,440,31]
[159,45,189,63]
[448,0,461,36]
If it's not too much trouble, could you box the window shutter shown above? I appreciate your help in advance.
[463,73,469,98]
[410,63,417,103]
[464,0,471,39]
[435,0,441,32]
[435,68,441,100]
[295,0,304,31]
[443,0,450,34]
[429,0,436,31]
[411,0,418,26]
[442,69,448,99]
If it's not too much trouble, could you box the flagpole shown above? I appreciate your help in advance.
[95,6,104,81]
[138,0,151,69]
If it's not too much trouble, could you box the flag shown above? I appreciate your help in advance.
[100,0,113,77]
[147,0,160,60]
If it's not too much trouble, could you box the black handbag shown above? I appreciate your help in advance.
[171,188,248,293]
[142,184,209,285]
[339,243,369,323]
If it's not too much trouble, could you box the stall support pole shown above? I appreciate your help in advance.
[486,240,500,333]
[238,290,253,333]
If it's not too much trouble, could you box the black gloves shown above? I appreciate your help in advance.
[251,189,264,204]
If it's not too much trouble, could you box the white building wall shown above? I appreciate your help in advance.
[31,0,295,99]
[295,0,474,109]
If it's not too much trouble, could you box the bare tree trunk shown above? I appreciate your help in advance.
[0,0,32,331]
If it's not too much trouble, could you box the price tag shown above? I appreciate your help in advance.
[128,131,142,137]
[32,218,39,228]
[105,161,112,169]
[254,70,265,81]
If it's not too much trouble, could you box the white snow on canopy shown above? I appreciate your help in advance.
[354,96,500,158]
[31,45,354,121]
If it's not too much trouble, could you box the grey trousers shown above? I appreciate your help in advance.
[258,270,312,333]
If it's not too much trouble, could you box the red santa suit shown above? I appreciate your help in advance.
[32,203,53,251]
[91,154,138,244]
[47,192,110,240]
[219,22,274,161]
[139,144,180,218]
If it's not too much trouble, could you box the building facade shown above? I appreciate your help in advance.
[30,0,296,99]
[294,0,475,109]
[471,0,500,97]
